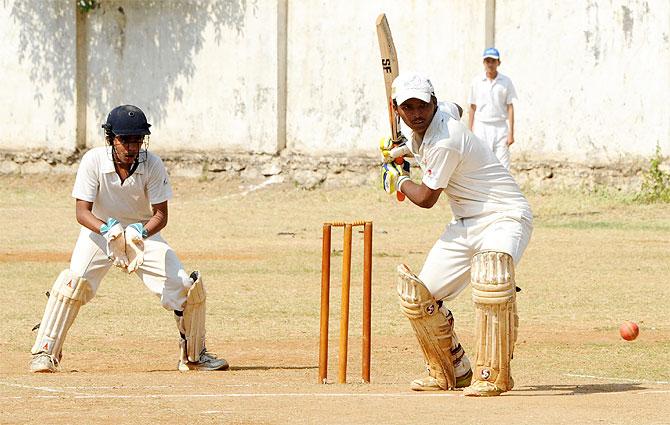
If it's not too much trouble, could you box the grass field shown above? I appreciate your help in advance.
[1,174,669,424]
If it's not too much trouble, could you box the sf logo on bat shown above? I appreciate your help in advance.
[381,58,393,73]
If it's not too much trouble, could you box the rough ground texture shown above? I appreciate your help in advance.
[1,175,668,424]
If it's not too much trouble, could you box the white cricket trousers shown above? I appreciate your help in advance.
[69,227,192,311]
[473,120,510,169]
[418,212,533,302]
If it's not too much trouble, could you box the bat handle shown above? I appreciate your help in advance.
[394,157,406,202]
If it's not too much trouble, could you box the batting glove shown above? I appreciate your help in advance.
[381,162,410,195]
[124,223,146,274]
[100,218,128,268]
[379,134,410,164]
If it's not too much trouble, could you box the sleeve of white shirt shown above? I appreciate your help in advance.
[71,150,99,202]
[506,78,518,104]
[438,102,460,120]
[421,146,461,190]
[147,155,173,204]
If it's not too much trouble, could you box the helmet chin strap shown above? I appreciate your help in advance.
[111,144,141,175]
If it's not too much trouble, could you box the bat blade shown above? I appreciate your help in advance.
[376,13,405,201]
[376,13,400,141]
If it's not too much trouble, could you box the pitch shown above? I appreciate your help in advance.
[1,174,668,424]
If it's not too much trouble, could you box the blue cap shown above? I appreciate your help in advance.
[483,47,500,60]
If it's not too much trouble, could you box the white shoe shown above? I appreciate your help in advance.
[30,353,59,373]
[410,369,473,391]
[463,375,514,397]
[178,349,229,371]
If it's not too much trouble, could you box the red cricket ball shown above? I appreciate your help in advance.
[619,321,639,341]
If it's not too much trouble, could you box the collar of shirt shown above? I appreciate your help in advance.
[103,146,145,174]
[482,72,498,82]
[410,109,450,153]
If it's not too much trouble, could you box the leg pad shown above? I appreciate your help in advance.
[464,251,518,396]
[397,264,456,390]
[31,270,92,359]
[176,271,206,362]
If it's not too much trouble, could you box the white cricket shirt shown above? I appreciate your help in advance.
[406,109,531,221]
[467,72,517,123]
[72,146,173,226]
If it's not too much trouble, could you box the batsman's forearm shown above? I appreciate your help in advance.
[399,180,440,209]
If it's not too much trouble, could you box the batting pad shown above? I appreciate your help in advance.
[181,271,206,362]
[31,270,92,358]
[466,251,517,396]
[397,264,456,390]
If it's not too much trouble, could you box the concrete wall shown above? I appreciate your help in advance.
[0,0,668,162]
[84,0,280,152]
[286,1,484,154]
[497,0,670,161]
[0,0,76,150]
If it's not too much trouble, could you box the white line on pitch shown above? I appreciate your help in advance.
[565,373,670,385]
[0,382,88,396]
[63,385,196,390]
[2,390,667,402]
[0,392,462,400]
[77,392,464,399]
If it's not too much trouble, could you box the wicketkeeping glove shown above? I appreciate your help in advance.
[100,217,128,268]
[381,162,410,195]
[124,223,146,274]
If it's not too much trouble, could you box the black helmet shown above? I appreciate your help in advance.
[102,105,151,136]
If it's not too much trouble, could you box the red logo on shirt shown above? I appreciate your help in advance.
[427,169,433,175]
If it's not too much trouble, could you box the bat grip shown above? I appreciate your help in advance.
[394,157,406,201]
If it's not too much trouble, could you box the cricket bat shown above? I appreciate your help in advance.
[376,13,405,201]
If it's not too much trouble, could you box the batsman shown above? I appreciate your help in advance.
[381,73,533,396]
[29,105,228,373]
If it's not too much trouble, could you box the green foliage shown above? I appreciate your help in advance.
[77,0,99,13]
[635,144,670,203]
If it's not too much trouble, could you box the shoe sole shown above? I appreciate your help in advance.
[178,362,230,372]
[410,370,473,391]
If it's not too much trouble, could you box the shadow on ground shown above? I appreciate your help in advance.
[516,382,644,396]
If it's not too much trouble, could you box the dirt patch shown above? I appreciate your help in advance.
[2,175,668,424]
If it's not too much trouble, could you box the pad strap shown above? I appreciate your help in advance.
[397,264,456,390]
[469,251,517,393]
[31,270,92,359]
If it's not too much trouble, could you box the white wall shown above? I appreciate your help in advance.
[0,0,668,161]
[84,0,280,152]
[497,0,670,161]
[286,1,484,154]
[0,0,76,150]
